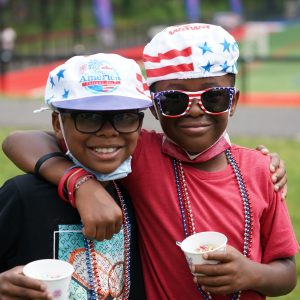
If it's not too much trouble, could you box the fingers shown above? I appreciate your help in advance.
[255,145,269,155]
[269,152,280,173]
[115,218,123,234]
[0,267,51,300]
[82,224,112,241]
[282,184,288,200]
[191,246,239,275]
[257,148,288,197]
[82,214,123,241]
[256,147,283,175]
[273,160,287,186]
[81,224,97,240]
[1,284,50,300]
[194,275,236,295]
[198,282,236,295]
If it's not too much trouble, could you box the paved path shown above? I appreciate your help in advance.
[1,98,299,139]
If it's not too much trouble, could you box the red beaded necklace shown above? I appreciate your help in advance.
[173,149,253,300]
[83,181,131,300]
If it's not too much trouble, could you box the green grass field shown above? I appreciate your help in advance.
[237,22,300,93]
[0,127,299,298]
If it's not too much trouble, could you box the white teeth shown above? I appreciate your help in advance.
[94,147,117,153]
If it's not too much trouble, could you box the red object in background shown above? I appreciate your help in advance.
[0,45,145,98]
[0,41,299,107]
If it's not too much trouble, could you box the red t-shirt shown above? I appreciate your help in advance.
[123,130,299,300]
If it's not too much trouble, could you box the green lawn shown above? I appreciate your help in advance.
[231,137,300,300]
[237,22,300,93]
[0,127,299,298]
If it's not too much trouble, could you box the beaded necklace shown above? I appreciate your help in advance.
[83,181,131,300]
[173,149,253,300]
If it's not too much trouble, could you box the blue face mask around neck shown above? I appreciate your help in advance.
[67,151,132,182]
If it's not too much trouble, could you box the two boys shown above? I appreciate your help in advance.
[2,23,298,299]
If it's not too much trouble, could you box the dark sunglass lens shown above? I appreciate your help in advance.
[75,113,103,133]
[201,89,231,113]
[113,113,141,133]
[158,91,189,116]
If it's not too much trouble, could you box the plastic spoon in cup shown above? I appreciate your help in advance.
[176,241,182,247]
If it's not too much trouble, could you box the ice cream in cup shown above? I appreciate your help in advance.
[23,259,74,300]
[179,231,227,275]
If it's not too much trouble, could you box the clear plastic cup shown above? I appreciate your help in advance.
[23,259,74,300]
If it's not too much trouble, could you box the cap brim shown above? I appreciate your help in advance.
[51,95,152,111]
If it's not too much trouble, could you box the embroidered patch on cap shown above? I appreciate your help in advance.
[79,60,121,94]
[39,53,152,112]
[143,23,239,86]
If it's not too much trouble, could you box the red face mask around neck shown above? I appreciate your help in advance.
[161,133,231,163]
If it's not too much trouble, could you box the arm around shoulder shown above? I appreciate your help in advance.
[2,130,71,184]
[2,130,59,173]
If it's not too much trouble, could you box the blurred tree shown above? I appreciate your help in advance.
[119,0,133,15]
[73,0,82,45]
[39,0,50,54]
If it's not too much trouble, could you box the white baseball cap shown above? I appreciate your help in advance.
[41,53,152,111]
[143,23,239,86]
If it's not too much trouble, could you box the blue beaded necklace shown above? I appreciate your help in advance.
[83,181,131,300]
[173,149,253,300]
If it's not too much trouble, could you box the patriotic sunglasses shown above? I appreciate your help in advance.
[152,87,237,118]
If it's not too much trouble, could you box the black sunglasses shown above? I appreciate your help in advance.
[62,111,144,134]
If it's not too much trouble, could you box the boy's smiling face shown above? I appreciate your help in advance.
[52,111,141,174]
[152,75,239,154]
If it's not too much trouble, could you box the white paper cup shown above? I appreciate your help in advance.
[23,259,74,300]
[180,231,227,274]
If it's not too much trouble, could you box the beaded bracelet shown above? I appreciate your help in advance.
[34,152,66,176]
[68,174,95,208]
[67,169,95,208]
[75,174,95,190]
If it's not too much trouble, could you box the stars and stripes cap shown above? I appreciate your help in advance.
[143,23,239,87]
[41,53,152,112]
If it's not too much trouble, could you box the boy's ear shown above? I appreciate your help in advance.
[52,112,64,139]
[229,89,240,117]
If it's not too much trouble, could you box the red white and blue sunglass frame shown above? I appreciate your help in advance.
[152,87,237,118]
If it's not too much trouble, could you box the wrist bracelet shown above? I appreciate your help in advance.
[68,174,95,208]
[57,166,94,208]
[58,166,82,202]
[74,174,95,190]
[34,152,66,176]
[66,169,94,208]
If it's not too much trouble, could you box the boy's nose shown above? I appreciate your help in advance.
[95,120,119,136]
[187,98,204,116]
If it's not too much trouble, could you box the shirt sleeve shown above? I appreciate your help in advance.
[260,187,299,263]
[0,178,22,271]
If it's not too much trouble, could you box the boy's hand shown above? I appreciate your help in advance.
[256,145,287,199]
[192,245,255,295]
[76,179,123,241]
[0,266,51,299]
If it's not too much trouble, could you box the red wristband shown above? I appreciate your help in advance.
[67,169,92,208]
[58,166,82,202]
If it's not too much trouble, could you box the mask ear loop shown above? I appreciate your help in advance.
[58,112,71,156]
